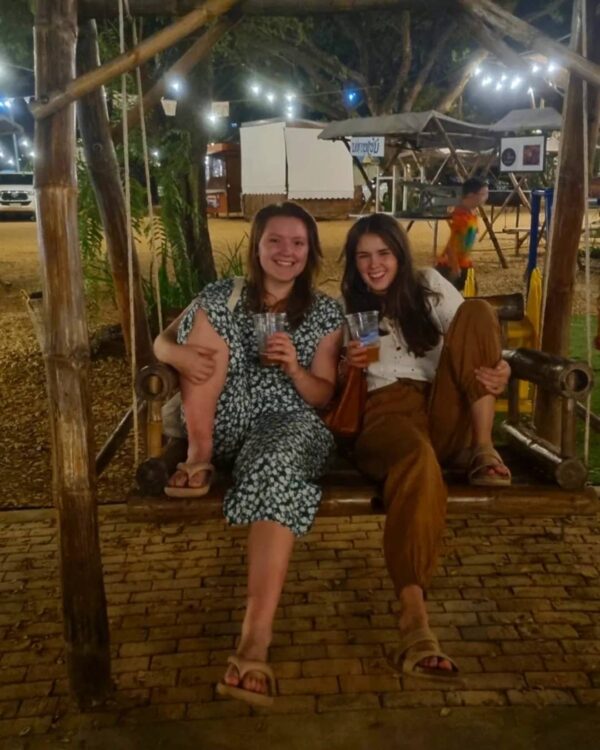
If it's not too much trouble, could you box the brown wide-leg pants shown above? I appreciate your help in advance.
[354,300,502,595]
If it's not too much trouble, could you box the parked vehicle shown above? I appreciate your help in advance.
[0,173,35,219]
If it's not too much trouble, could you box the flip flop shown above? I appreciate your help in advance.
[468,446,512,487]
[216,655,276,707]
[164,461,215,498]
[392,627,463,686]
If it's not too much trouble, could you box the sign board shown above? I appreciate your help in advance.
[350,136,385,161]
[212,101,230,117]
[500,135,546,173]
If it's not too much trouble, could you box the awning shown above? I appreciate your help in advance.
[318,110,495,152]
[0,116,23,136]
[489,107,562,133]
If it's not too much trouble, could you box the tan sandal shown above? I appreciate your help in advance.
[164,461,215,498]
[216,655,276,707]
[393,627,463,686]
[468,446,512,487]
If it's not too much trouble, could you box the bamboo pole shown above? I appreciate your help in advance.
[433,116,508,268]
[80,0,451,17]
[34,0,111,707]
[31,0,240,120]
[112,12,240,142]
[77,20,155,368]
[534,1,587,444]
[459,0,600,89]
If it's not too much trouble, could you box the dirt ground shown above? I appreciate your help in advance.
[0,213,597,509]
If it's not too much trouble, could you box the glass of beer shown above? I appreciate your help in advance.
[345,311,380,363]
[254,312,288,366]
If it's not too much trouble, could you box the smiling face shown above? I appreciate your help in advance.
[257,216,310,284]
[355,232,399,295]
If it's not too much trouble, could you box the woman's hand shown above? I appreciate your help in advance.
[171,344,216,385]
[475,359,511,396]
[345,340,369,369]
[265,332,300,377]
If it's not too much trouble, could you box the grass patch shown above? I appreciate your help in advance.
[570,315,600,484]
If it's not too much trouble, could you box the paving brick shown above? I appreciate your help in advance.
[302,659,363,677]
[119,640,177,658]
[278,677,339,695]
[525,671,591,689]
[574,689,600,706]
[0,682,52,701]
[317,693,380,712]
[446,690,507,706]
[339,674,401,693]
[0,716,53,738]
[0,701,19,719]
[481,655,544,672]
[507,688,577,706]
[382,690,445,708]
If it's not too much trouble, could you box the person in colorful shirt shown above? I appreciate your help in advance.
[435,177,489,291]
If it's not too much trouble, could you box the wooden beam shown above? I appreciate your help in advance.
[34,0,111,708]
[80,0,454,18]
[76,20,155,367]
[31,0,240,120]
[433,116,508,268]
[112,12,239,142]
[459,0,600,89]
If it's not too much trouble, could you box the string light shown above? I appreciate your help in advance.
[20,138,30,148]
[250,82,261,95]
[531,63,540,73]
[474,67,482,77]
[284,92,296,102]
[266,92,276,104]
[151,149,160,158]
[206,112,218,125]
[510,76,522,90]
[547,62,557,73]
[495,82,503,91]
[167,77,183,95]
[481,76,492,87]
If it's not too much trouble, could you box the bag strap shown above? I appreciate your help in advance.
[227,276,245,313]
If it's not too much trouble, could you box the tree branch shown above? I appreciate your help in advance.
[435,47,488,113]
[402,20,455,111]
[382,10,411,113]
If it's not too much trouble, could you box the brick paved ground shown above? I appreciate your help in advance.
[1,503,600,745]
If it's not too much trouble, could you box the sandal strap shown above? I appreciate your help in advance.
[396,627,459,674]
[397,627,440,657]
[175,462,215,481]
[468,447,510,480]
[227,655,277,695]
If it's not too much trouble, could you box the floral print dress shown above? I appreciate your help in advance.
[177,278,344,536]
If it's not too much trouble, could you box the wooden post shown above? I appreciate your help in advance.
[34,0,111,707]
[534,1,588,443]
[77,20,154,366]
[31,0,240,120]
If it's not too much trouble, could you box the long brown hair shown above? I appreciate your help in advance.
[245,202,322,328]
[341,214,441,357]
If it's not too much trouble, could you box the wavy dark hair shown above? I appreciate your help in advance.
[245,202,322,328]
[341,214,441,357]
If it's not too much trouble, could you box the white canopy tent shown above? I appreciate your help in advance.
[240,118,355,218]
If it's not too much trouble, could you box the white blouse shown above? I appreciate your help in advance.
[366,268,464,392]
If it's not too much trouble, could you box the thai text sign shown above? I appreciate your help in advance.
[350,136,385,160]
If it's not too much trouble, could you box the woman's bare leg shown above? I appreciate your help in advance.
[224,520,295,694]
[169,310,229,488]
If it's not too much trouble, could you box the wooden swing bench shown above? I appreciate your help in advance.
[128,293,597,523]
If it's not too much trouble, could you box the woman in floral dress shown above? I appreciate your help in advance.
[153,202,344,705]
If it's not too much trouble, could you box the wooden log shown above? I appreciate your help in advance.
[31,0,240,120]
[136,362,179,400]
[459,0,600,89]
[112,12,240,142]
[76,20,154,368]
[80,0,453,18]
[34,0,111,708]
[502,348,593,399]
[501,422,587,490]
[95,403,145,476]
[534,1,589,444]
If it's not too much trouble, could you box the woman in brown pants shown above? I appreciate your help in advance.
[341,214,511,683]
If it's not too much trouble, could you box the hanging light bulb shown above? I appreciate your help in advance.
[266,92,276,104]
[531,63,540,73]
[250,82,261,96]
[481,76,493,87]
[473,67,482,77]
[510,76,522,90]
[495,82,503,91]
[285,92,296,102]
